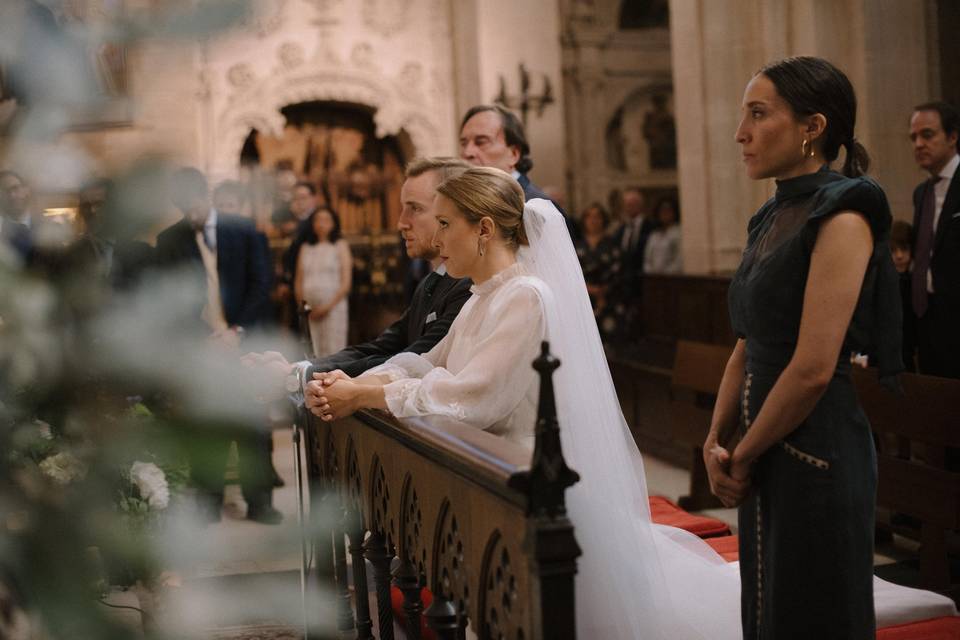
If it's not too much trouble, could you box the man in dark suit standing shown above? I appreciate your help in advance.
[609,186,656,341]
[247,158,474,404]
[156,167,279,523]
[909,101,960,379]
[458,104,580,240]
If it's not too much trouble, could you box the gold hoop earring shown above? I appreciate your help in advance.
[801,139,809,158]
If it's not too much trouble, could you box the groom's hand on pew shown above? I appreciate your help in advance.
[705,445,750,507]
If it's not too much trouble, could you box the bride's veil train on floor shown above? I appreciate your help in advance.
[519,199,741,639]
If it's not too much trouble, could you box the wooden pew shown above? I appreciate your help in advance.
[669,340,732,510]
[303,343,581,640]
[853,368,960,592]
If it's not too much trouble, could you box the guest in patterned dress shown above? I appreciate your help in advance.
[294,207,352,358]
[574,202,620,339]
[704,57,902,640]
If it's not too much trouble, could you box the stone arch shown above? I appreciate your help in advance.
[213,69,444,178]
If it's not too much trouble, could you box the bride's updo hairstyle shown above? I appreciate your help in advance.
[760,56,870,178]
[436,166,529,247]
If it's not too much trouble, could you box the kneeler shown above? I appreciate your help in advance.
[704,535,960,640]
[648,495,731,538]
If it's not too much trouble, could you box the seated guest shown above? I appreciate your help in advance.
[574,202,620,339]
[643,196,682,274]
[245,157,473,395]
[294,207,352,358]
[891,219,917,371]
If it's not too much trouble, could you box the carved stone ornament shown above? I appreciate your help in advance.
[396,62,424,101]
[227,63,256,90]
[242,0,287,38]
[362,0,412,37]
[277,42,305,70]
[350,42,376,70]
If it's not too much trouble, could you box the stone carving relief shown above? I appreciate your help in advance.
[397,63,424,101]
[227,63,256,91]
[304,0,344,25]
[362,0,412,37]
[205,0,455,178]
[242,0,287,38]
[277,42,305,70]
[350,42,377,71]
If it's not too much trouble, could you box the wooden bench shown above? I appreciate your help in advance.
[301,342,581,639]
[669,340,733,510]
[853,368,960,592]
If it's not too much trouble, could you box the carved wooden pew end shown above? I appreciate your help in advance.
[301,341,582,639]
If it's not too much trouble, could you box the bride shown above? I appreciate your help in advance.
[308,166,741,639]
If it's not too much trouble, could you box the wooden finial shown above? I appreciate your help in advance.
[509,341,580,517]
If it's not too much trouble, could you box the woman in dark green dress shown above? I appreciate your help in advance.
[703,57,903,640]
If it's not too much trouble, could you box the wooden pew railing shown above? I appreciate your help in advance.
[299,343,581,639]
[853,368,960,593]
[669,340,732,510]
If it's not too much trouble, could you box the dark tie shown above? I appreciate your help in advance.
[912,176,942,317]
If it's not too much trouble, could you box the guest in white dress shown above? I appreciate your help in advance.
[294,207,352,358]
[643,195,682,274]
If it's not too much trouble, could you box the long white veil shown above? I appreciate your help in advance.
[518,199,741,639]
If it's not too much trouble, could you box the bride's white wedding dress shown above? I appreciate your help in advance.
[364,261,544,449]
[364,199,742,639]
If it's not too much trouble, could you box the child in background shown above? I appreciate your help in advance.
[890,220,917,372]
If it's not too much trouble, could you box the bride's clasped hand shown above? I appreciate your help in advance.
[304,369,369,420]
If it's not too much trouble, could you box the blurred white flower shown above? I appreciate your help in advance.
[130,461,170,511]
[38,452,87,485]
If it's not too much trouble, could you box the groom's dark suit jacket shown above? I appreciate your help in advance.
[308,270,472,378]
[155,214,271,330]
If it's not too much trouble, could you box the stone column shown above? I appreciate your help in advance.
[669,0,934,273]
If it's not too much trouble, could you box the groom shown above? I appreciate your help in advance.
[250,157,473,399]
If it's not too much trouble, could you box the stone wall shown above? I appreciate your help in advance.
[669,0,937,273]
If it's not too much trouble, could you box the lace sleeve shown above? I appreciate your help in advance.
[381,282,545,428]
[361,319,458,382]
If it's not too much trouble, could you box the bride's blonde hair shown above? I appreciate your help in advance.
[436,166,528,247]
